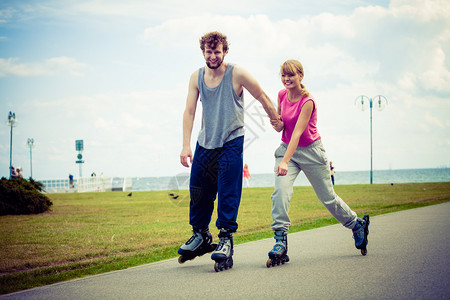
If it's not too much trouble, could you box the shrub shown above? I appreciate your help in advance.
[0,177,53,215]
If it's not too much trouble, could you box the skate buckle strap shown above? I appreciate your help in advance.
[218,228,232,237]
[273,243,285,252]
[180,231,204,251]
[185,234,198,245]
[274,235,285,242]
[215,242,226,254]
[215,238,231,255]
[274,231,287,241]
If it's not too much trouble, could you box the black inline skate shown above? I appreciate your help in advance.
[211,228,234,272]
[178,227,217,264]
[266,230,289,268]
[352,214,370,255]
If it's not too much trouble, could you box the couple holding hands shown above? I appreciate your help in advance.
[178,31,369,271]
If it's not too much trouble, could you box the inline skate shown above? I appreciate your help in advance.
[178,227,217,264]
[211,228,234,272]
[352,214,370,255]
[266,230,289,268]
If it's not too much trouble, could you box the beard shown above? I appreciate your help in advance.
[206,58,223,69]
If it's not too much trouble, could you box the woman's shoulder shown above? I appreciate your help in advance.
[300,93,315,104]
[278,89,288,96]
[278,89,288,100]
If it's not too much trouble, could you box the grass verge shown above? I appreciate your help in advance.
[1,182,449,294]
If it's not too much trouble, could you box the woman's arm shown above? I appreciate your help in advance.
[276,100,314,176]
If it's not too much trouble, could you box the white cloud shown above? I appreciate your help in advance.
[45,57,86,77]
[424,112,445,129]
[0,7,15,22]
[389,0,450,21]
[420,47,450,93]
[0,57,86,77]
[139,0,450,97]
[95,117,114,131]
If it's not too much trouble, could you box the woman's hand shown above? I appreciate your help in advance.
[271,118,284,132]
[276,160,288,176]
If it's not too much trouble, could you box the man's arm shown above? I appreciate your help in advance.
[233,66,280,121]
[271,96,284,132]
[180,71,199,168]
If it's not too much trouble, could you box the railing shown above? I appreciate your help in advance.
[41,176,132,193]
[77,176,113,193]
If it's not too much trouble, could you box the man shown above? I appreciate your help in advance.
[10,166,17,179]
[69,174,74,188]
[178,31,281,272]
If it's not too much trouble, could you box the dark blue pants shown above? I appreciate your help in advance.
[189,136,244,232]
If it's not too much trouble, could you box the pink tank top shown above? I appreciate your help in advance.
[279,89,321,147]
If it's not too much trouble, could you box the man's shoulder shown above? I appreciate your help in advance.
[189,68,202,83]
[191,68,202,76]
[231,64,252,81]
[230,63,242,73]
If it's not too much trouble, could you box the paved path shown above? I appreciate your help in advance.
[2,203,449,299]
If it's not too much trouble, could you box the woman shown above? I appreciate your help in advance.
[266,60,370,267]
[243,164,251,188]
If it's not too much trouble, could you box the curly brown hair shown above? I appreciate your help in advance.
[199,31,229,53]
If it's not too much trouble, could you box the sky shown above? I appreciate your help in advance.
[0,0,449,180]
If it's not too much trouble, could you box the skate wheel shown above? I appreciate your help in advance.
[266,259,272,268]
[214,262,221,272]
[178,256,186,264]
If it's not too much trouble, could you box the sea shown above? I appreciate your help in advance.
[132,168,450,192]
[41,168,450,193]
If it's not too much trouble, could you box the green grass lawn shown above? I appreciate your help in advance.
[1,182,449,294]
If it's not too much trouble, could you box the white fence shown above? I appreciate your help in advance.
[77,176,113,193]
[42,177,132,193]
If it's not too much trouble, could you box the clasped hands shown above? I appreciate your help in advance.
[270,116,284,132]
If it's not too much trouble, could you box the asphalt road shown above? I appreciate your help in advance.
[2,202,449,299]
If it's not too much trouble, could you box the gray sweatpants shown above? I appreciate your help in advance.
[271,139,357,232]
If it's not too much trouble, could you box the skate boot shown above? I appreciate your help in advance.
[266,230,289,268]
[178,227,217,264]
[211,228,234,272]
[352,214,370,255]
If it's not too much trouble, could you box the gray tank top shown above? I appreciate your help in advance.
[197,64,244,149]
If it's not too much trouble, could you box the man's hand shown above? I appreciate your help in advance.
[271,117,284,132]
[180,146,193,168]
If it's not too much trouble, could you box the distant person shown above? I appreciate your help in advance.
[100,172,105,190]
[178,31,282,272]
[330,161,335,185]
[16,167,23,178]
[243,164,251,188]
[69,174,74,188]
[266,59,370,267]
[10,166,18,179]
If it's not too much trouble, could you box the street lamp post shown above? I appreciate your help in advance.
[27,138,35,179]
[75,140,84,178]
[6,111,18,179]
[355,95,388,184]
